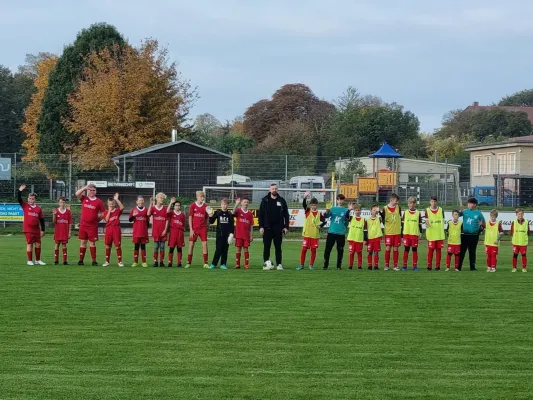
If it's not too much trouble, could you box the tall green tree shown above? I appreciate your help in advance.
[499,89,533,107]
[37,23,125,156]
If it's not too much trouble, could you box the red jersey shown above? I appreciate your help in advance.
[189,202,209,231]
[104,208,122,227]
[150,205,168,237]
[234,208,253,240]
[54,208,72,241]
[80,195,105,227]
[168,210,186,231]
[21,202,44,234]
[130,206,149,238]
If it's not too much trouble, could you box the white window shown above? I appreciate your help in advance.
[508,152,516,174]
[497,153,506,174]
[474,156,482,176]
[483,155,491,176]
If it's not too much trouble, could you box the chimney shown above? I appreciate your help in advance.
[473,101,479,107]
[171,128,177,142]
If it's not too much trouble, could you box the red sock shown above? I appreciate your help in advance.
[393,249,399,267]
[79,247,87,262]
[203,253,208,264]
[403,250,409,266]
[27,250,33,262]
[454,254,459,269]
[134,250,139,263]
[385,249,390,266]
[141,249,147,263]
[300,247,307,266]
[62,247,67,263]
[413,251,418,267]
[178,250,183,264]
[244,250,249,266]
[236,250,242,267]
[187,253,192,264]
[35,247,41,261]
[373,253,379,267]
[367,253,372,267]
[54,249,59,262]
[160,251,164,264]
[446,253,451,268]
[90,247,96,262]
[116,248,122,262]
[486,254,491,268]
[349,252,355,268]
[153,252,158,263]
[105,248,111,262]
[513,257,517,268]
[168,251,174,264]
[435,249,442,268]
[427,248,434,267]
[522,255,527,269]
[310,248,317,266]
[357,252,362,268]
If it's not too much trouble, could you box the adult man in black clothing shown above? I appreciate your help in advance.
[259,184,290,270]
[208,199,234,270]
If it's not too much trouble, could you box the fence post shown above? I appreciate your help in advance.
[231,153,234,187]
[68,154,72,201]
[177,153,180,196]
[444,158,448,206]
[13,153,17,199]
[285,155,288,181]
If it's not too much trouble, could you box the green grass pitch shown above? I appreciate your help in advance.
[0,235,532,399]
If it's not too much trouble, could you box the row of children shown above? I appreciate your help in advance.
[18,184,255,269]
[298,192,529,272]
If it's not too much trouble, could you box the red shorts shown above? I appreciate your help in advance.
[385,234,401,247]
[485,245,498,256]
[25,232,41,245]
[152,235,167,242]
[403,234,419,248]
[348,240,363,253]
[168,230,185,248]
[55,240,68,245]
[367,238,382,253]
[104,227,122,247]
[513,245,527,255]
[428,240,444,249]
[302,237,319,249]
[132,237,149,244]
[190,228,208,243]
[79,225,99,242]
[235,238,251,248]
[447,244,461,255]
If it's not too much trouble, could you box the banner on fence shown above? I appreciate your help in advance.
[0,203,23,222]
[0,158,11,181]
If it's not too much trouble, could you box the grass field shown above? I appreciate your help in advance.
[0,235,532,400]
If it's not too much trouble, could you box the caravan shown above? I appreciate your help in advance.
[289,176,326,202]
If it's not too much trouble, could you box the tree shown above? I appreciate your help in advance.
[17,53,56,78]
[190,113,221,146]
[64,39,188,169]
[334,158,367,183]
[499,89,533,107]
[38,23,126,157]
[22,56,59,160]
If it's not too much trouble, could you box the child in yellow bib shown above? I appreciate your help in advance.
[425,196,445,271]
[511,208,529,272]
[445,210,462,271]
[298,192,324,271]
[484,209,503,272]
[401,197,422,271]
[366,204,383,270]
[347,203,366,269]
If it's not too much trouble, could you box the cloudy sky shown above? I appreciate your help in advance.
[2,0,533,132]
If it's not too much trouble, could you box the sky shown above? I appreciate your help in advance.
[2,0,533,132]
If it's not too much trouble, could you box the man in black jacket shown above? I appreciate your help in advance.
[259,184,290,270]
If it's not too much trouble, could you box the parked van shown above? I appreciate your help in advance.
[289,176,326,202]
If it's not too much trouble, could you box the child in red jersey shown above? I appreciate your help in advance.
[75,184,105,266]
[103,193,124,267]
[167,197,186,268]
[53,196,72,265]
[148,192,169,267]
[18,184,46,266]
[186,191,212,268]
[233,197,254,269]
[129,196,149,267]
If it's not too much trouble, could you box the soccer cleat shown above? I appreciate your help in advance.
[167,263,172,268]
[102,262,110,267]
[209,264,216,269]
[373,267,379,270]
[220,265,228,270]
[35,260,46,266]
[486,268,491,272]
[401,267,408,272]
[277,264,284,271]
[322,266,329,270]
[54,261,59,265]
[470,268,478,271]
[435,267,441,271]
[118,262,125,268]
[184,264,191,269]
[454,268,460,272]
[523,269,528,273]
[492,268,496,272]
[142,263,148,268]
[296,266,304,271]
[445,268,450,272]
[153,262,159,268]
[244,265,249,269]
[63,262,69,266]
[78,261,84,266]
[348,266,353,270]
[27,261,35,266]
[131,263,138,268]
[413,267,420,271]
[384,267,389,271]
[367,266,372,270]
[177,263,183,268]
[309,266,314,271]
[92,261,98,266]
[427,267,432,271]
[357,266,362,270]
[512,268,517,273]
[393,267,400,272]
[337,267,342,271]
[203,264,209,269]
[235,266,241,269]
